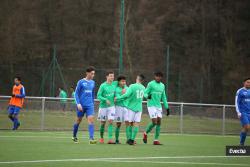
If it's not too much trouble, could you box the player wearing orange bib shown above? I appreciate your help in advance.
[8,76,25,130]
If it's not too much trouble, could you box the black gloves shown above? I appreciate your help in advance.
[166,108,170,116]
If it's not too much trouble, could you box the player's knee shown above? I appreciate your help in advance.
[246,125,250,131]
[117,122,121,127]
[87,117,94,124]
[134,122,140,127]
[125,121,129,126]
[88,120,94,124]
[157,120,161,125]
[76,118,82,124]
[152,119,157,125]
[152,121,157,126]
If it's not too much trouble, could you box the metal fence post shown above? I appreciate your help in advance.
[180,103,184,134]
[41,97,45,131]
[222,105,226,135]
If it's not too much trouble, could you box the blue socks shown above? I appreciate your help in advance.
[88,123,95,140]
[73,123,79,138]
[240,132,247,145]
[13,117,19,130]
[73,123,95,140]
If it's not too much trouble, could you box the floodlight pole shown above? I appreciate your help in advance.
[166,45,170,91]
[119,0,125,75]
[51,45,56,97]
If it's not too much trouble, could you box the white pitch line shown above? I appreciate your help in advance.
[0,156,249,164]
[0,135,71,139]
[160,133,239,138]
[97,160,250,166]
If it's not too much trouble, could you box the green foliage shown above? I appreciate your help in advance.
[0,0,249,103]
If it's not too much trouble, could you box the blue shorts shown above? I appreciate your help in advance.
[8,105,21,115]
[76,106,94,118]
[240,113,250,126]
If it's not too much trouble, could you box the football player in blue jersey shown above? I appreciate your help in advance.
[235,78,250,146]
[72,66,97,144]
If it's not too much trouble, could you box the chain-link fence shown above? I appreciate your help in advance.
[0,64,237,105]
[0,96,239,135]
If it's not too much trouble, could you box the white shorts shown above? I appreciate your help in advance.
[128,109,142,123]
[148,107,163,119]
[97,106,116,121]
[115,106,129,122]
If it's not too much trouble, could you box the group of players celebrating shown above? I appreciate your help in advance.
[72,66,170,145]
[7,67,250,146]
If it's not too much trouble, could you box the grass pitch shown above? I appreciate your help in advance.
[0,131,249,167]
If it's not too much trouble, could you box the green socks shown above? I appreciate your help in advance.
[128,126,132,139]
[115,127,120,141]
[108,124,113,140]
[100,124,114,140]
[125,126,130,140]
[146,123,161,140]
[131,126,139,140]
[154,125,161,140]
[100,124,105,138]
[146,123,156,134]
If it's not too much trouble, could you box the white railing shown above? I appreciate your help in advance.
[0,96,237,135]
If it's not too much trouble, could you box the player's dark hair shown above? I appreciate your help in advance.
[244,78,250,82]
[70,86,74,89]
[138,74,145,82]
[86,66,95,72]
[106,71,114,76]
[59,87,64,90]
[15,76,21,81]
[117,75,126,82]
[154,71,163,77]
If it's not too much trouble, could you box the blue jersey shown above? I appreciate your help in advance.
[235,88,250,114]
[75,79,95,107]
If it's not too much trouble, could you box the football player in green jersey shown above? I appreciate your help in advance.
[116,74,145,145]
[143,71,170,145]
[114,75,129,144]
[97,71,117,144]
